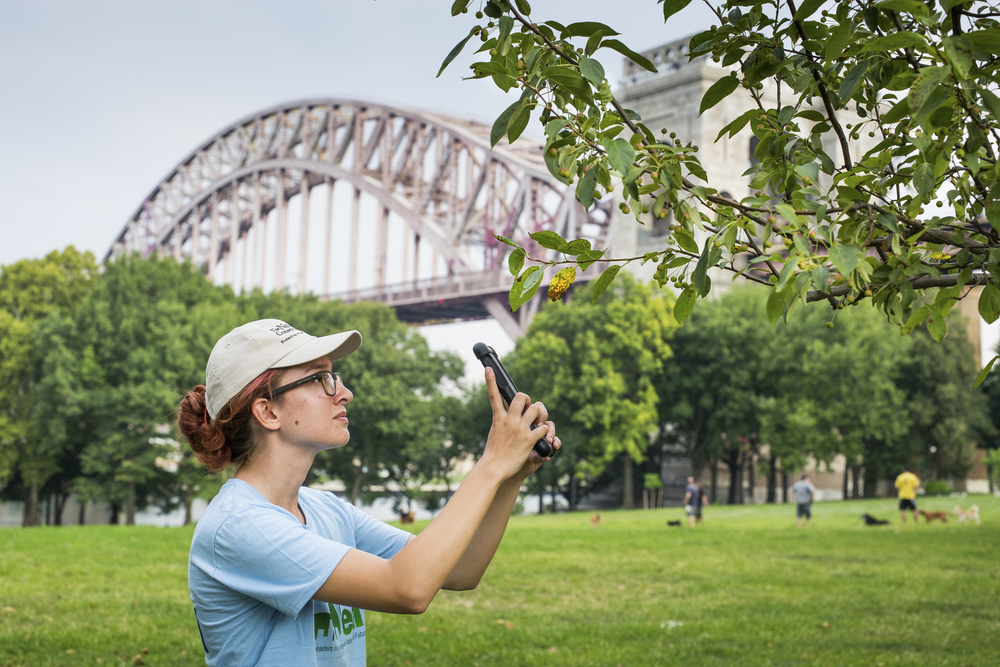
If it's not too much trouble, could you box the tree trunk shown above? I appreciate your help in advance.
[747,453,755,504]
[184,499,193,526]
[726,455,741,505]
[537,473,545,514]
[78,500,86,525]
[781,470,789,503]
[23,481,40,527]
[54,492,68,526]
[767,457,777,503]
[621,454,635,509]
[109,504,119,525]
[125,482,136,525]
[851,466,862,498]
[350,469,364,505]
[843,465,850,500]
[863,465,879,498]
[710,460,718,504]
[44,494,52,526]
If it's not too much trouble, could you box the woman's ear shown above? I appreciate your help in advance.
[251,397,281,432]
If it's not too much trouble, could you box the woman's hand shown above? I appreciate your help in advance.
[481,367,560,482]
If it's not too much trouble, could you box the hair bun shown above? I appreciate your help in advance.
[177,385,231,471]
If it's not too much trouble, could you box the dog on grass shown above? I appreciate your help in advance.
[861,513,890,525]
[952,505,980,524]
[399,511,415,525]
[918,509,948,523]
[666,520,681,527]
[590,513,601,527]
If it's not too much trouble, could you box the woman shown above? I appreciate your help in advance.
[177,319,558,666]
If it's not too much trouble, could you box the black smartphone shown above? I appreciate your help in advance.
[473,343,554,458]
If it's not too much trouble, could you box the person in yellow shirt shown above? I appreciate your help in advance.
[895,467,920,524]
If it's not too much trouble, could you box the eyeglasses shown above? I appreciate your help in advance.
[271,371,342,398]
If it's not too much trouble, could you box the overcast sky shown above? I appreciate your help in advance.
[0,0,715,370]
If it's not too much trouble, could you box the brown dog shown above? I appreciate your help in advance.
[918,509,948,523]
[399,511,416,525]
[590,513,601,527]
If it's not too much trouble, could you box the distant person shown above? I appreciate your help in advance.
[790,474,816,528]
[895,467,921,524]
[683,476,700,527]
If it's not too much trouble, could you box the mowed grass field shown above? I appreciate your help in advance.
[1,495,997,667]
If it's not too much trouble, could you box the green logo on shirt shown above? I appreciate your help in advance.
[315,604,364,641]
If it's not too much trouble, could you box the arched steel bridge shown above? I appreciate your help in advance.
[106,98,611,338]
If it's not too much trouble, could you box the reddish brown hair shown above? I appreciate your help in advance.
[177,369,284,472]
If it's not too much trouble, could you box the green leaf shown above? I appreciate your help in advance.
[600,137,636,176]
[827,244,860,276]
[506,100,531,143]
[927,308,947,342]
[980,283,1000,324]
[492,234,518,247]
[775,257,798,291]
[498,16,514,52]
[774,203,800,228]
[980,89,1000,120]
[592,264,621,303]
[715,109,758,141]
[975,354,999,388]
[451,0,471,16]
[908,66,949,112]
[793,0,825,20]
[540,65,595,103]
[575,166,599,208]
[986,201,1000,234]
[839,59,872,101]
[902,305,929,334]
[673,231,699,254]
[579,57,606,86]
[508,248,526,277]
[692,239,714,296]
[913,162,935,198]
[601,39,657,73]
[700,75,739,115]
[565,22,620,37]
[510,266,543,310]
[560,239,593,256]
[766,286,795,327]
[965,29,1000,56]
[490,101,520,147]
[530,230,567,250]
[875,0,930,15]
[662,0,693,20]
[861,32,927,53]
[437,30,476,78]
[673,287,697,323]
[513,0,531,14]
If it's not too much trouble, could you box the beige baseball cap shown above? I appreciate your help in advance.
[205,319,362,421]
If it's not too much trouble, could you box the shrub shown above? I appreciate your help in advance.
[923,480,951,496]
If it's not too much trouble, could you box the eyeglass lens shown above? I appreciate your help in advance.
[320,372,339,396]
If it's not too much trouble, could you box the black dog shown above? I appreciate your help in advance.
[666,520,681,527]
[861,513,889,525]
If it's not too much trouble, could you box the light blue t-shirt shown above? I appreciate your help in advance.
[188,479,411,666]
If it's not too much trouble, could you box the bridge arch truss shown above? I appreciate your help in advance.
[106,99,611,337]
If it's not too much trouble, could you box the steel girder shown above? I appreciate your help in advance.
[104,99,611,329]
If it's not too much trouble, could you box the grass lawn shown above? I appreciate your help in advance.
[1,495,997,666]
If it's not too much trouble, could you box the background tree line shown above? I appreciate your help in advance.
[2,249,997,526]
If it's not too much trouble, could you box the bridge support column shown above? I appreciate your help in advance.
[209,192,219,279]
[349,188,360,292]
[275,171,287,290]
[323,177,334,295]
[298,173,310,295]
[482,296,525,341]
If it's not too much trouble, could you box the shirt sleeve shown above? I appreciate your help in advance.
[347,502,413,559]
[210,505,350,619]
